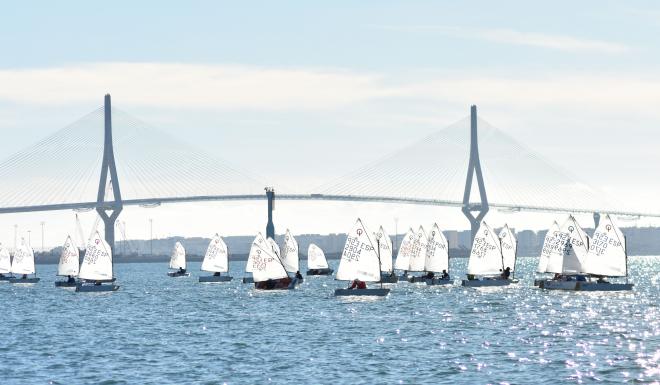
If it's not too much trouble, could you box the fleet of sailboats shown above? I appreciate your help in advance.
[1,213,637,294]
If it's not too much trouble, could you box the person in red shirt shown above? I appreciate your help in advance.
[348,279,367,289]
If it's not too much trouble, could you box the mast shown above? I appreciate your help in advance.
[377,238,383,288]
[624,235,628,284]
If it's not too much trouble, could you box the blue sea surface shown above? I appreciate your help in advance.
[1,257,659,384]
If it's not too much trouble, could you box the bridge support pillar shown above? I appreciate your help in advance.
[266,187,275,239]
[593,212,601,229]
[462,105,489,243]
[96,94,123,256]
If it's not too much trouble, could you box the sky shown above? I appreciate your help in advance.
[1,0,660,249]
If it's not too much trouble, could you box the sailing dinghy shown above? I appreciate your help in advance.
[306,243,333,275]
[376,226,397,283]
[498,224,519,283]
[199,234,232,283]
[55,235,79,287]
[334,218,390,297]
[406,226,431,283]
[424,224,452,286]
[252,234,297,290]
[167,241,190,277]
[9,240,40,284]
[394,228,415,281]
[76,231,119,292]
[578,214,633,291]
[539,215,589,290]
[281,229,303,281]
[0,244,11,281]
[533,221,560,286]
[461,222,510,287]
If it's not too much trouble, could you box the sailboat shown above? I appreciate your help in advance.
[281,229,302,281]
[376,226,397,283]
[306,244,333,275]
[539,215,589,290]
[334,218,390,297]
[9,239,40,284]
[76,231,119,292]
[199,234,233,282]
[55,235,79,287]
[424,223,452,286]
[242,233,261,284]
[534,221,560,286]
[407,226,431,283]
[167,241,190,277]
[498,224,518,283]
[0,244,11,282]
[577,214,633,291]
[394,228,415,281]
[253,234,297,290]
[461,221,510,287]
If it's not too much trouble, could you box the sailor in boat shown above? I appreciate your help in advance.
[67,275,75,284]
[424,271,435,280]
[178,267,186,275]
[94,280,102,286]
[213,272,221,277]
[21,274,27,280]
[347,279,367,290]
[500,267,511,280]
[441,270,449,280]
[295,271,303,280]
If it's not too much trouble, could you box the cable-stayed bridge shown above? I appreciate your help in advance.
[1,95,656,251]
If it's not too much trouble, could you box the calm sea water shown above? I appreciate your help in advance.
[1,256,659,385]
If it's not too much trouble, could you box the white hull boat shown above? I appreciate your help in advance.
[76,282,120,292]
[9,277,40,284]
[199,275,233,283]
[334,288,390,297]
[167,271,190,277]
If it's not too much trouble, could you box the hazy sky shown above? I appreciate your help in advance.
[1,1,660,248]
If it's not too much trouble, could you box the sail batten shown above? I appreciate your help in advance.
[201,234,228,273]
[336,218,381,282]
[57,235,80,277]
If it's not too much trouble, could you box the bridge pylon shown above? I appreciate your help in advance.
[96,94,123,255]
[462,105,489,243]
[265,187,275,239]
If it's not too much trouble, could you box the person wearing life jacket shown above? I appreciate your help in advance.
[295,271,303,279]
[178,267,186,275]
[441,270,450,280]
[500,267,511,280]
[348,279,367,289]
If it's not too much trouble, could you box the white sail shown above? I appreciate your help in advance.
[246,233,267,273]
[57,235,80,276]
[252,236,288,282]
[78,231,113,281]
[374,226,393,273]
[394,228,415,271]
[582,214,627,277]
[499,224,517,272]
[0,244,11,274]
[467,222,503,276]
[545,216,589,274]
[307,244,328,269]
[281,229,299,273]
[267,238,281,260]
[201,234,229,273]
[336,218,381,282]
[537,221,560,273]
[10,240,35,275]
[425,223,449,273]
[408,226,428,272]
[169,242,186,270]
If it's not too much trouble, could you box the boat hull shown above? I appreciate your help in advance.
[167,271,190,277]
[198,275,233,283]
[334,288,390,297]
[538,280,578,290]
[75,283,120,292]
[242,277,254,284]
[380,274,399,283]
[254,277,298,290]
[55,280,77,287]
[425,278,453,286]
[306,268,334,276]
[576,282,634,291]
[9,277,40,284]
[461,279,510,287]
[0,275,13,282]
